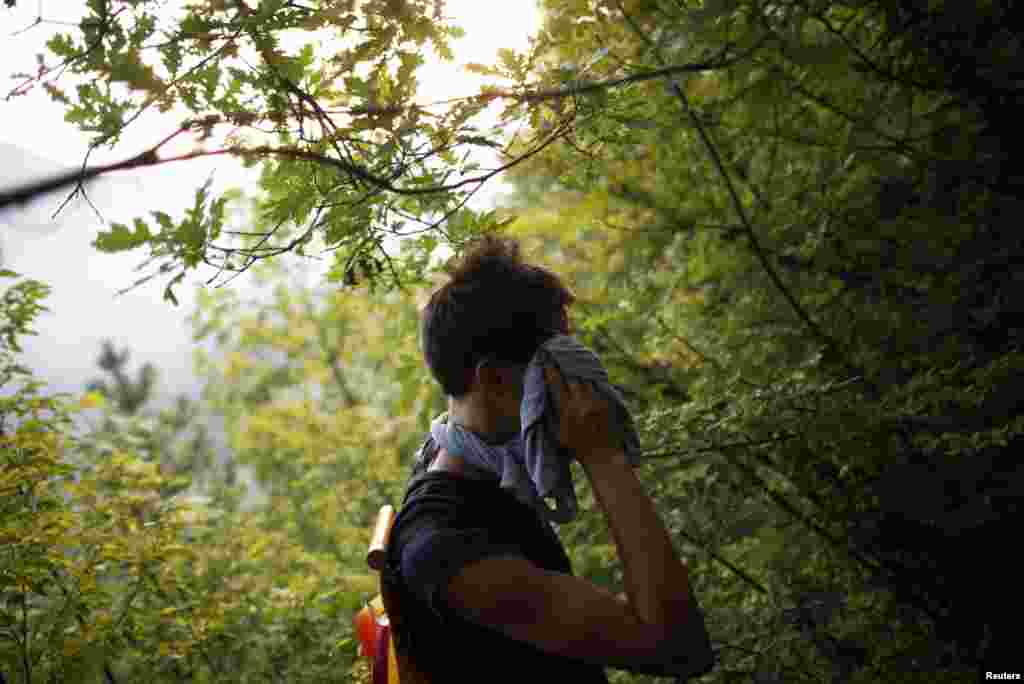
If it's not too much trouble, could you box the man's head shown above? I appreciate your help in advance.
[420,235,574,436]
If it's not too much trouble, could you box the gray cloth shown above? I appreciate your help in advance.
[428,335,642,524]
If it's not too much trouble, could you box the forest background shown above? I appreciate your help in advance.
[2,0,1023,683]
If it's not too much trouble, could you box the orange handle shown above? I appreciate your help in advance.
[388,635,400,683]
[367,505,396,571]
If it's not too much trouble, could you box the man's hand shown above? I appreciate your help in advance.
[544,364,622,469]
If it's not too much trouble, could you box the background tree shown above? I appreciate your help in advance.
[0,271,203,684]
[0,267,376,683]
[85,341,157,416]
[82,340,222,496]
[488,1,1024,681]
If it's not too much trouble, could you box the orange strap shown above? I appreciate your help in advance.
[387,634,400,683]
[365,501,433,684]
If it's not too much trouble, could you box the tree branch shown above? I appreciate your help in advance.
[674,527,770,595]
[0,124,189,210]
[508,52,759,103]
[1,41,746,214]
[0,115,574,214]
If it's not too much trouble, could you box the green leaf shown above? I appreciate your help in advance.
[298,43,315,68]
[464,62,501,77]
[496,48,523,77]
[93,220,152,253]
[151,211,175,232]
[344,75,369,99]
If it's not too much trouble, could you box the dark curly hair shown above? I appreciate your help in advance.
[421,235,575,398]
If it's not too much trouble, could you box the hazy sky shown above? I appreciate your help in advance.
[0,0,539,409]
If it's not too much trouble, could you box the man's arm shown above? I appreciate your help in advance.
[446,448,713,675]
[584,448,695,638]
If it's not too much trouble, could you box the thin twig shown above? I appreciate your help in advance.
[0,125,191,210]
[673,528,770,595]
[643,435,797,460]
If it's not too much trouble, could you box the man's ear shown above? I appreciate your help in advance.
[476,363,519,394]
[475,362,503,389]
[464,365,479,391]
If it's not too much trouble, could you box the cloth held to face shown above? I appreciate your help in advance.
[429,334,642,524]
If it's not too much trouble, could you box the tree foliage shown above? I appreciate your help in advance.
[5,0,1024,682]
[0,269,383,682]
[493,1,1024,682]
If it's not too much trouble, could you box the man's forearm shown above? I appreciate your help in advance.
[583,448,695,636]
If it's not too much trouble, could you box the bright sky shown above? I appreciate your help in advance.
[0,0,541,406]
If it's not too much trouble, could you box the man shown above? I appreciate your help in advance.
[382,236,714,682]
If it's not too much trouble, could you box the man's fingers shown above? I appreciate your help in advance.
[545,364,570,394]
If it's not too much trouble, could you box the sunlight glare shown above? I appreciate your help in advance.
[416,0,542,106]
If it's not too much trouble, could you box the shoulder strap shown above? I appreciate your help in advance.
[377,438,440,684]
[381,501,437,684]
[380,563,433,684]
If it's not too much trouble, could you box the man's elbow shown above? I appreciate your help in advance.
[651,604,715,678]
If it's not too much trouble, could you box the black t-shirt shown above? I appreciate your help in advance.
[383,462,610,683]
[382,437,716,682]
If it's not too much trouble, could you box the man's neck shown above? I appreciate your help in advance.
[448,398,519,445]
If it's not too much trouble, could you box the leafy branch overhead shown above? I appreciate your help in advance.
[3,0,759,303]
